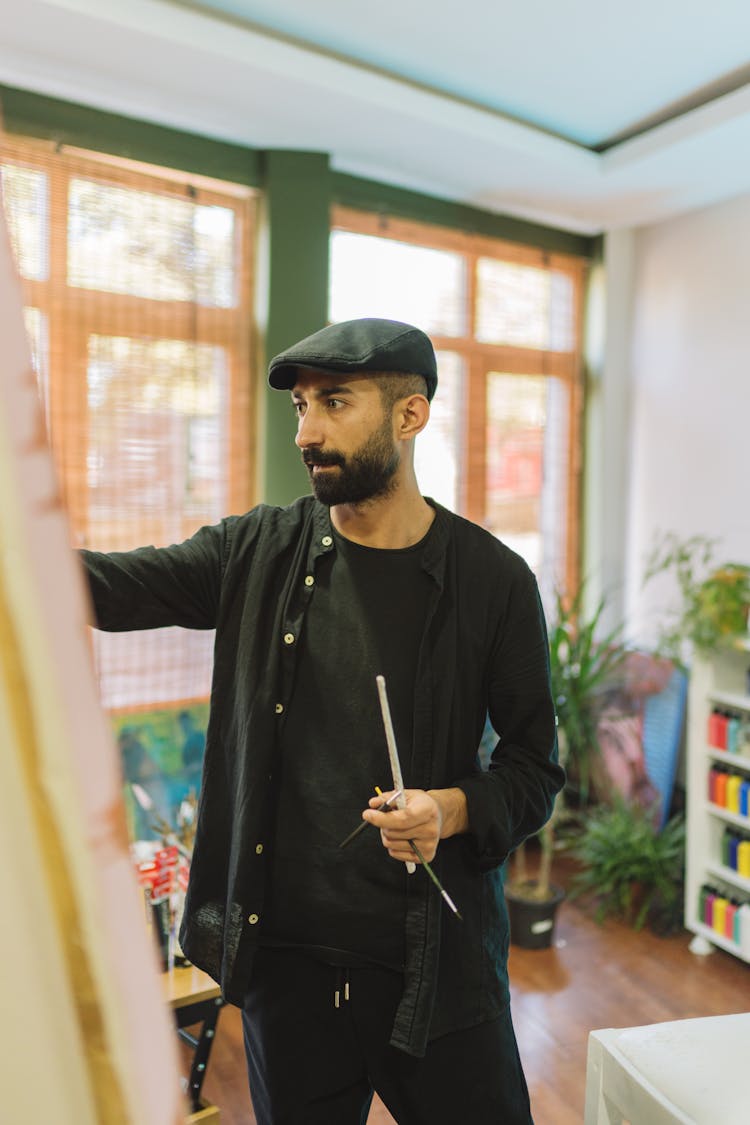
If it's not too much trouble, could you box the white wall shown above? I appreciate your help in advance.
[619,191,750,647]
[583,231,635,634]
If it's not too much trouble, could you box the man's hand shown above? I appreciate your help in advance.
[362,787,468,865]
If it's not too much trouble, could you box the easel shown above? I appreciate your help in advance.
[164,965,224,1123]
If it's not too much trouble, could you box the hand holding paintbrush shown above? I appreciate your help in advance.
[353,787,463,918]
[339,788,403,849]
[337,674,462,920]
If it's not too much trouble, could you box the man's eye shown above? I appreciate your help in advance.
[328,398,344,409]
[293,401,305,415]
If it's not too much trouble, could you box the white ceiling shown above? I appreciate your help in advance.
[1,0,750,234]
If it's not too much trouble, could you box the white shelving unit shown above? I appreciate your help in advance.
[685,640,750,962]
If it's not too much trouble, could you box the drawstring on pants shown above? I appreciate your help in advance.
[334,967,351,1008]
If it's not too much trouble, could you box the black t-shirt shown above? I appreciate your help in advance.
[260,521,435,969]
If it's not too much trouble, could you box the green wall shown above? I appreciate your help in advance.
[260,151,331,504]
[0,85,261,186]
[1,84,596,507]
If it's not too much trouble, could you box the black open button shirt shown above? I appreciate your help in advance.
[81,496,563,1057]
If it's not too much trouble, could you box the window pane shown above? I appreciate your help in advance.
[485,372,570,600]
[1,162,48,280]
[414,350,463,511]
[93,629,214,712]
[86,334,228,548]
[4,137,255,798]
[330,230,465,337]
[476,258,573,351]
[68,178,236,306]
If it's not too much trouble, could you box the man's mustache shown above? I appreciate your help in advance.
[302,451,345,469]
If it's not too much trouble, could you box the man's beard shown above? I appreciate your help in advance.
[302,416,400,506]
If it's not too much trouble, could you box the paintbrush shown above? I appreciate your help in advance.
[374,785,462,921]
[339,788,404,848]
[375,677,462,920]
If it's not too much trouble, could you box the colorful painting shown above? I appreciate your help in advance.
[111,700,209,842]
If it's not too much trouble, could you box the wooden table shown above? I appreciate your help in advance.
[163,964,224,1123]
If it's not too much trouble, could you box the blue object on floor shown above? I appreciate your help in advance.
[641,666,688,829]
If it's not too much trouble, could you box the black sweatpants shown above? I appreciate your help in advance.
[241,948,533,1125]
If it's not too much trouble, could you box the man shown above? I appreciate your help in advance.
[81,317,563,1124]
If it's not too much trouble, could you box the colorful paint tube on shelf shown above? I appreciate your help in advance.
[720,828,750,877]
[738,840,750,878]
[708,765,750,823]
[699,884,750,952]
[708,707,750,755]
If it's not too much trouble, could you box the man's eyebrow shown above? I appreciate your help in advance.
[291,383,357,399]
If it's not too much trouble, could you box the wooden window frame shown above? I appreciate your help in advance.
[331,205,587,594]
[2,135,256,544]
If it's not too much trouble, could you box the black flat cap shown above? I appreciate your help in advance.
[268,318,438,401]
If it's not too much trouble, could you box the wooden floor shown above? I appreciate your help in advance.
[185,870,749,1124]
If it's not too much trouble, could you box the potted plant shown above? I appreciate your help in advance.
[567,800,686,934]
[644,532,750,663]
[504,794,566,949]
[504,585,628,948]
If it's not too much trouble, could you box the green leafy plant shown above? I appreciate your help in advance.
[506,584,627,906]
[549,585,627,805]
[567,801,685,932]
[644,532,750,662]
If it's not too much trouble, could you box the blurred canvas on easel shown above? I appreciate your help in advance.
[0,144,184,1125]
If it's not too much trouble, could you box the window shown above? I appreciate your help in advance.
[330,208,586,602]
[1,136,255,826]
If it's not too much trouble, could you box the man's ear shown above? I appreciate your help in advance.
[396,394,430,440]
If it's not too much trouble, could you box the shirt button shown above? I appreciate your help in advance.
[275,702,284,714]
[248,913,259,925]
[283,632,295,645]
[322,535,332,547]
[255,844,264,855]
[304,574,314,587]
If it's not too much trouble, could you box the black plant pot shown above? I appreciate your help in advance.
[505,883,565,949]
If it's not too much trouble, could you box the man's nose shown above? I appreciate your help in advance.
[294,407,324,450]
